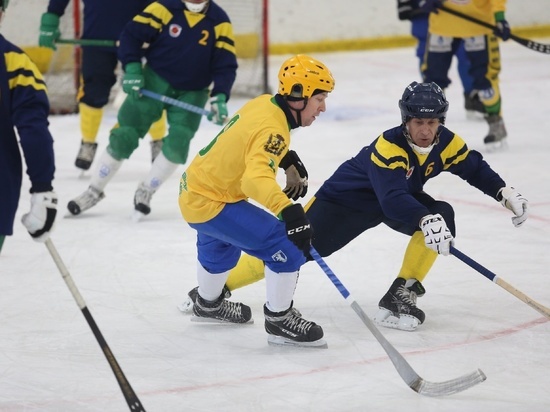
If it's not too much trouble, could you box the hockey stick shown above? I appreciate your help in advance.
[140,89,212,117]
[450,246,550,319]
[56,38,117,47]
[309,247,486,397]
[45,239,146,411]
[439,5,550,54]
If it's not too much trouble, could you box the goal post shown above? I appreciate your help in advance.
[2,0,269,114]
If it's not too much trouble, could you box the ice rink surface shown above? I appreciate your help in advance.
[2,39,550,411]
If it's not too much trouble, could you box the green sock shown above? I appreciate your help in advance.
[0,235,5,254]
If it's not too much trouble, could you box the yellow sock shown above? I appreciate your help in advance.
[149,110,167,140]
[225,254,266,291]
[79,103,103,143]
[397,231,437,282]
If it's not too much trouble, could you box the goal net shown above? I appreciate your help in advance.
[2,0,268,114]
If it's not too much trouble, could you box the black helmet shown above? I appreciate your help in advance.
[399,81,449,124]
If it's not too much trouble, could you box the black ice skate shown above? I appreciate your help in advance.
[264,304,326,348]
[192,292,252,324]
[178,285,231,313]
[75,141,98,171]
[67,186,105,215]
[373,277,426,331]
[484,114,508,148]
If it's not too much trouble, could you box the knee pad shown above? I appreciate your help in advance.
[108,127,140,159]
[162,126,195,164]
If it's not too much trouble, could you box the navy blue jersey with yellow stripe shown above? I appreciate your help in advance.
[0,35,55,235]
[118,0,237,98]
[47,0,153,44]
[315,124,505,228]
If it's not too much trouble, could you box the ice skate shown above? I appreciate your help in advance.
[133,183,156,220]
[483,114,508,150]
[464,92,485,120]
[178,285,232,313]
[373,278,425,332]
[150,139,163,163]
[264,304,326,348]
[74,141,98,171]
[192,292,253,324]
[67,186,105,215]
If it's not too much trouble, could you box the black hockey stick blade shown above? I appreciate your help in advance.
[45,239,147,411]
[310,247,487,397]
[439,5,550,54]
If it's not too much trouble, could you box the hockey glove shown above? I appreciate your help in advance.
[39,13,60,50]
[494,12,511,41]
[498,186,528,227]
[281,204,313,257]
[397,0,415,20]
[122,62,144,99]
[207,94,228,125]
[280,150,308,200]
[420,213,453,256]
[21,191,58,242]
[418,0,442,14]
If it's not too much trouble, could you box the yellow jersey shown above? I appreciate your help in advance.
[179,94,294,224]
[429,0,506,37]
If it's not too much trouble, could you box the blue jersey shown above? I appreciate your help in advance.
[118,0,237,98]
[0,35,55,236]
[47,0,152,44]
[315,125,505,228]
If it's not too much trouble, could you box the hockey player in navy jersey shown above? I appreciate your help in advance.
[1,0,57,254]
[66,0,237,219]
[182,81,528,331]
[39,0,166,171]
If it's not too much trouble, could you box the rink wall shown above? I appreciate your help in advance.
[268,0,550,54]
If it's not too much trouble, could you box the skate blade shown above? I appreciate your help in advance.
[131,211,145,223]
[373,309,419,332]
[190,314,254,325]
[484,140,508,152]
[465,111,485,121]
[177,298,194,313]
[267,335,328,349]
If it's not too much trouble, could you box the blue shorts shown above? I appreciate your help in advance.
[189,201,306,274]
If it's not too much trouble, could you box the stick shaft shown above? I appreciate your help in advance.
[57,38,117,47]
[450,246,550,319]
[45,239,147,411]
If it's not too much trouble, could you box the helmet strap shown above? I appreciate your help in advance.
[403,123,439,155]
[288,98,308,127]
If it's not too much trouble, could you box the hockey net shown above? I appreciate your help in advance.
[2,0,268,115]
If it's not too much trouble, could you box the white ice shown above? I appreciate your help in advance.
[1,40,550,412]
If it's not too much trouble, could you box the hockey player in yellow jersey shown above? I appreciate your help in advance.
[419,0,511,147]
[179,54,335,347]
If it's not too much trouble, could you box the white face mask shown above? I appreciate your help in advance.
[183,1,208,13]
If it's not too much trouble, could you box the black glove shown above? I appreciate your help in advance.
[281,204,313,256]
[494,12,511,41]
[279,150,308,201]
[418,0,442,14]
[397,0,415,20]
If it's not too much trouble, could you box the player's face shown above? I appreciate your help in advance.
[407,118,440,147]
[290,92,328,127]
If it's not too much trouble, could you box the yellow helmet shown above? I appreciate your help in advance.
[278,54,335,99]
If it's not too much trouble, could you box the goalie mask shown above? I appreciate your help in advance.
[278,54,335,100]
[183,0,209,13]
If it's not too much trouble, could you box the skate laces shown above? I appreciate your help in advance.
[281,311,314,334]
[396,285,417,307]
[135,184,154,205]
[218,300,244,319]
[78,143,97,161]
[74,187,102,207]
